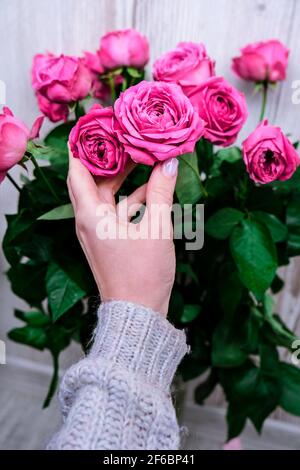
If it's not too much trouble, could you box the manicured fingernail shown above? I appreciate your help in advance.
[162,158,178,177]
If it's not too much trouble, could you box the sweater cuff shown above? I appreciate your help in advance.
[89,300,187,391]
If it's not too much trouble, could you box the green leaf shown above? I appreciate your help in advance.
[194,369,218,405]
[176,261,199,284]
[253,211,287,242]
[212,319,249,367]
[38,203,74,221]
[46,262,87,322]
[205,207,244,240]
[18,234,53,263]
[8,326,47,350]
[44,122,75,154]
[230,219,277,296]
[271,274,284,294]
[279,363,300,416]
[287,193,300,256]
[14,309,50,327]
[2,211,34,264]
[126,67,142,78]
[210,147,242,177]
[7,264,47,306]
[220,360,280,437]
[176,152,203,205]
[181,304,201,323]
[218,267,244,316]
[215,146,242,164]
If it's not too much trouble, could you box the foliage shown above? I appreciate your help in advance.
[3,75,300,440]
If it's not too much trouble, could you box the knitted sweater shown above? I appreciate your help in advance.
[48,300,188,450]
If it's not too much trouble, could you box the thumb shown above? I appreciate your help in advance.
[146,158,179,207]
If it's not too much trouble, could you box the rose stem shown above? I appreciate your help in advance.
[108,75,117,103]
[31,155,61,203]
[6,172,21,192]
[259,81,268,122]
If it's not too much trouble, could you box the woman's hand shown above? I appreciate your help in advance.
[67,149,178,316]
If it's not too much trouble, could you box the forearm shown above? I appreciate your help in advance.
[48,300,187,450]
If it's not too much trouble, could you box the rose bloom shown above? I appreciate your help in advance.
[114,80,204,165]
[232,39,289,83]
[32,53,92,103]
[0,107,43,183]
[69,104,128,177]
[83,52,110,101]
[98,29,149,70]
[242,119,300,184]
[37,93,69,123]
[153,42,215,95]
[188,76,248,147]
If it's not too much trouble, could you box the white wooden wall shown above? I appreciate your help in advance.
[1,0,300,424]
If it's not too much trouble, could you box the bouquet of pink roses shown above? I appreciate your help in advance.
[2,29,300,440]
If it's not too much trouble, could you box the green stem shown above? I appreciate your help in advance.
[31,155,60,203]
[108,75,117,103]
[6,172,21,192]
[74,101,85,120]
[43,353,59,408]
[259,81,268,122]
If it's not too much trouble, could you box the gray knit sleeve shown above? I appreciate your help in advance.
[48,300,188,450]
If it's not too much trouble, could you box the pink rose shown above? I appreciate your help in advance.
[83,51,104,75]
[242,119,300,184]
[232,39,289,83]
[99,29,149,70]
[114,80,204,165]
[153,42,215,95]
[83,52,110,101]
[0,107,29,180]
[69,104,128,177]
[32,53,92,103]
[188,76,248,147]
[37,93,69,123]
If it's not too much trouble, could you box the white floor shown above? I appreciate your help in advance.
[0,360,299,450]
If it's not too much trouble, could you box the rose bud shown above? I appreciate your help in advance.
[242,119,300,184]
[0,107,44,183]
[232,39,289,83]
[153,42,215,95]
[69,104,128,177]
[188,76,248,147]
[114,80,204,166]
[98,29,149,70]
[82,52,110,101]
[37,93,69,123]
[32,53,92,104]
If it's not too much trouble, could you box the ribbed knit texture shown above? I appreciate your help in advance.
[48,300,188,450]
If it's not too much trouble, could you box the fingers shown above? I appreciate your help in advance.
[95,160,136,205]
[67,145,100,212]
[146,158,178,207]
[117,183,147,220]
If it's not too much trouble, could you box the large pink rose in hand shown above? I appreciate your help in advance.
[32,53,92,104]
[242,119,300,184]
[114,80,204,165]
[232,39,289,83]
[69,104,128,177]
[188,76,248,147]
[99,29,149,70]
[153,42,215,95]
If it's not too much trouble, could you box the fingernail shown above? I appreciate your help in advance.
[162,158,178,177]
